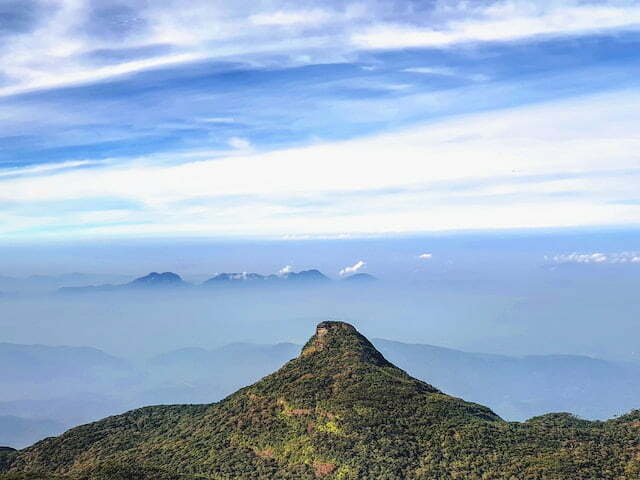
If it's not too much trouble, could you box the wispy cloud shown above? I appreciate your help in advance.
[249,9,332,27]
[1,89,640,237]
[2,1,640,239]
[339,260,365,276]
[0,160,100,178]
[353,2,640,50]
[1,1,639,98]
[419,253,433,260]
[402,67,489,82]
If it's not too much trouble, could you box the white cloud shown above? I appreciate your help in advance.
[277,265,293,276]
[419,253,433,259]
[1,89,640,238]
[353,2,640,50]
[0,52,207,98]
[554,252,608,264]
[339,260,365,276]
[0,160,99,178]
[550,252,640,265]
[228,137,252,150]
[0,2,345,98]
[403,67,489,82]
[249,9,332,26]
[403,67,455,75]
[199,117,236,124]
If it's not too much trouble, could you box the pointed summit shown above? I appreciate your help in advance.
[4,323,637,480]
[3,321,498,478]
[300,321,393,367]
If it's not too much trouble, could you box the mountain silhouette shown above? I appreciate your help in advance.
[203,269,330,286]
[128,272,187,288]
[60,269,332,293]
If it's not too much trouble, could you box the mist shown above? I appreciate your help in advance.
[2,229,639,447]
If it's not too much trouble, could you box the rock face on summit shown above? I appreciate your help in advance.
[3,322,640,480]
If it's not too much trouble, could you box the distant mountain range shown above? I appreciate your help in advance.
[58,269,359,293]
[0,342,135,389]
[0,273,132,294]
[2,333,640,449]
[3,322,639,479]
[342,272,377,282]
[203,269,330,285]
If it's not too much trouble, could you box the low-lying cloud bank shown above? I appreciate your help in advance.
[549,251,640,264]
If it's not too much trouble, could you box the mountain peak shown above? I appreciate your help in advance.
[298,321,396,371]
[343,272,377,282]
[129,272,186,287]
[17,322,640,479]
[282,269,330,282]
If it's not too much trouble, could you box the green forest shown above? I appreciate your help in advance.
[3,322,640,480]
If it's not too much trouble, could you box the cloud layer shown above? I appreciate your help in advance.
[2,88,640,238]
[1,1,640,238]
[3,1,640,97]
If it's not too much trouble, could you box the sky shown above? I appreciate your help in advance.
[0,0,639,240]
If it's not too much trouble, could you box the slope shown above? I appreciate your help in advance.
[3,322,640,480]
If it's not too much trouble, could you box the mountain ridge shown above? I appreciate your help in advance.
[3,322,640,479]
[59,269,334,294]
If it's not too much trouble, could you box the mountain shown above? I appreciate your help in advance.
[202,272,277,285]
[60,269,330,293]
[281,269,330,283]
[0,273,132,294]
[0,343,135,393]
[343,273,377,282]
[203,269,330,286]
[127,272,188,288]
[3,321,640,479]
[146,339,640,422]
[59,271,188,293]
[3,337,639,449]
[0,448,16,472]
[0,343,139,436]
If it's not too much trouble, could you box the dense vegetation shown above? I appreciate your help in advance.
[2,322,639,479]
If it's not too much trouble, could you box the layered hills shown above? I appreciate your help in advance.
[58,269,334,294]
[2,322,640,479]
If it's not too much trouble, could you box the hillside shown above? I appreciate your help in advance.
[3,322,640,479]
[7,337,639,450]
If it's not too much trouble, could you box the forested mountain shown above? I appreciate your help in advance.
[2,322,639,480]
[3,334,640,449]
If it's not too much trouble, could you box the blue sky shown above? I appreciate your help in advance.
[1,0,640,239]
